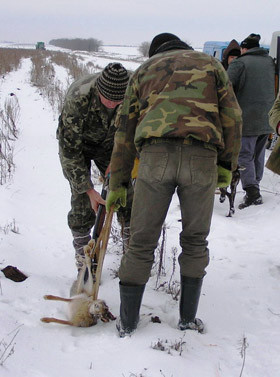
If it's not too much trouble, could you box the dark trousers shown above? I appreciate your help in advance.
[238,135,268,190]
[119,142,217,285]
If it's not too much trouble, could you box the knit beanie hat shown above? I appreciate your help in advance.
[148,33,181,57]
[96,63,129,101]
[240,33,261,49]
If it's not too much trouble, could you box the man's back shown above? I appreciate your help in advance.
[227,47,275,135]
[129,49,241,160]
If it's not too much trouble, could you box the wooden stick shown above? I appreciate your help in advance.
[92,207,114,300]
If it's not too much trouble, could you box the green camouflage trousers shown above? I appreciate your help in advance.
[68,183,133,234]
[60,149,132,234]
[119,141,217,285]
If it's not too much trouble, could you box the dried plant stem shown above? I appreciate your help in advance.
[156,223,167,287]
[239,336,248,377]
[0,329,20,366]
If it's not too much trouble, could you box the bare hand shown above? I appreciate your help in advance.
[86,188,106,213]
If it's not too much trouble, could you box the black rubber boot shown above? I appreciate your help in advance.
[238,186,263,209]
[178,275,204,333]
[117,282,145,337]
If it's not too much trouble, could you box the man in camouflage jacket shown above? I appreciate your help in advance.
[57,63,130,274]
[106,33,242,337]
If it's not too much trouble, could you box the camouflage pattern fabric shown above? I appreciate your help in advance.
[57,73,120,194]
[109,49,242,191]
[268,92,280,130]
[266,92,280,175]
[57,73,132,235]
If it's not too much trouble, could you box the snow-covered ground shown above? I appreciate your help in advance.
[0,46,280,377]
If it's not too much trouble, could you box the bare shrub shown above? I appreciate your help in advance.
[86,61,100,74]
[49,51,97,79]
[29,50,100,114]
[1,95,20,139]
[152,223,167,285]
[138,41,150,57]
[0,329,20,366]
[122,370,148,377]
[1,47,100,115]
[0,47,103,181]
[151,334,186,356]
[0,136,15,185]
[30,52,55,89]
[155,245,180,300]
[0,48,37,76]
[0,219,19,234]
[45,78,67,115]
[239,335,249,377]
[0,95,20,184]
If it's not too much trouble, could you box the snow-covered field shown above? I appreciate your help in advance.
[0,46,280,377]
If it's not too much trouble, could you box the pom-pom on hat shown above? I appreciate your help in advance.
[96,63,129,101]
[240,33,261,49]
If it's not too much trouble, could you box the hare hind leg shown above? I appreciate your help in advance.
[41,317,74,325]
[44,295,72,302]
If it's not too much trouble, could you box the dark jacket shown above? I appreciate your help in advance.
[227,47,275,136]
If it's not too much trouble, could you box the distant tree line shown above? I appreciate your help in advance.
[49,38,103,52]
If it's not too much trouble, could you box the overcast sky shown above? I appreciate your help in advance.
[1,0,280,48]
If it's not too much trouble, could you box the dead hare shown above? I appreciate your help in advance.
[41,243,115,327]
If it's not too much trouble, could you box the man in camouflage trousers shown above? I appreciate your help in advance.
[57,63,131,278]
[106,33,242,337]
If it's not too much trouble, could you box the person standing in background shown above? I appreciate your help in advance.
[222,39,241,70]
[227,33,275,209]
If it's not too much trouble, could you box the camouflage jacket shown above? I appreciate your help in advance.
[266,92,280,175]
[109,49,242,190]
[268,92,280,131]
[57,74,121,194]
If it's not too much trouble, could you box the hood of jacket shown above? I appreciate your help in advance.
[222,39,240,69]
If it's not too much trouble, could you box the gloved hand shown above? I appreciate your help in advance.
[217,165,232,188]
[106,187,127,212]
